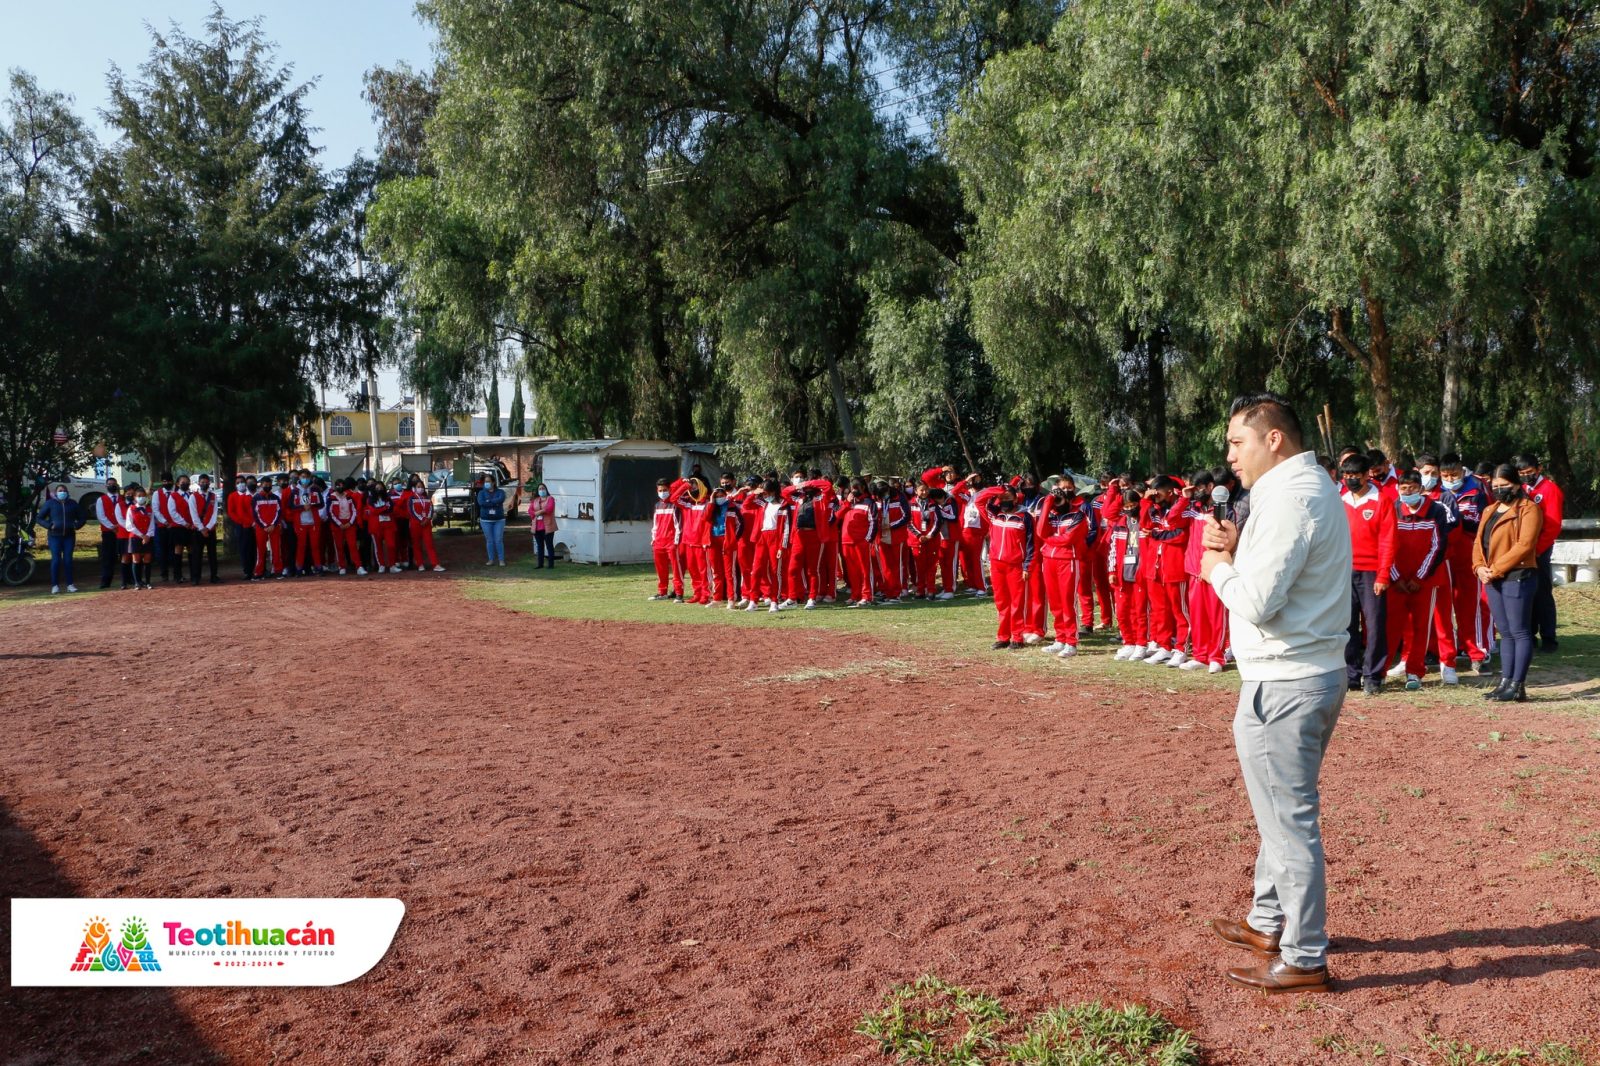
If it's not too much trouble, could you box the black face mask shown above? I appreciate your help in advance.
[1342,477,1365,494]
[1520,472,1538,486]
[1494,485,1519,504]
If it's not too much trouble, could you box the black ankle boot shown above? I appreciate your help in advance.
[1483,678,1512,700]
[1511,683,1528,702]
[1489,679,1520,702]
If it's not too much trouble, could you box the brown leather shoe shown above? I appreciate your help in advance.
[1226,957,1332,994]
[1211,917,1281,955]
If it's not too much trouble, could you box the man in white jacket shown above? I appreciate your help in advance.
[1200,393,1351,994]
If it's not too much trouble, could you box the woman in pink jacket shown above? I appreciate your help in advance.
[528,482,558,568]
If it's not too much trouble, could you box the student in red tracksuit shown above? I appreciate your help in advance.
[226,477,256,580]
[1138,476,1191,665]
[326,481,365,575]
[974,484,1034,648]
[1082,475,1124,629]
[406,480,443,571]
[908,485,950,599]
[364,484,399,572]
[1434,454,1489,672]
[251,485,286,579]
[673,478,714,604]
[1175,473,1228,672]
[837,479,880,606]
[876,481,911,600]
[707,482,739,606]
[786,477,833,606]
[290,477,325,575]
[650,477,685,600]
[1386,471,1455,687]
[1035,479,1091,657]
[752,480,793,611]
[950,474,988,595]
[1342,456,1398,692]
[1105,489,1149,659]
[732,479,764,606]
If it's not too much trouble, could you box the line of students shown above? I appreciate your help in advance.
[650,447,1565,696]
[88,471,451,588]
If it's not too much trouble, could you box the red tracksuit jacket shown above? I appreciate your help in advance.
[651,496,682,549]
[976,489,1034,567]
[1391,499,1451,583]
[252,495,283,529]
[1138,497,1189,582]
[1035,495,1091,560]
[838,497,879,544]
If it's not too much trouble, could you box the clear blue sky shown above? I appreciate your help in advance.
[2,0,437,168]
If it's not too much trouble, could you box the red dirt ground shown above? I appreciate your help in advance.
[3,543,1599,1065]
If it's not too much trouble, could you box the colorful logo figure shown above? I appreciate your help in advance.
[70,916,162,973]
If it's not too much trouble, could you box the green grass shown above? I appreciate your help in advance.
[854,975,1198,1066]
[458,560,1600,713]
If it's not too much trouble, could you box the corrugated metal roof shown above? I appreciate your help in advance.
[538,439,679,454]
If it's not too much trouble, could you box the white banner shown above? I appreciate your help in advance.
[9,898,404,986]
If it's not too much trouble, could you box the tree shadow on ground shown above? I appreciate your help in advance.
[0,799,228,1064]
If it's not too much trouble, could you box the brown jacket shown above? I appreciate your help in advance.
[1472,496,1543,580]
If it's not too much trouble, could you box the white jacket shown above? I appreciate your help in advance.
[1206,451,1351,681]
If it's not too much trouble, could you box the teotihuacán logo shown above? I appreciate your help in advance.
[71,915,162,973]
[12,898,404,986]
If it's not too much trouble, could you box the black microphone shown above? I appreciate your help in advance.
[1210,484,1231,528]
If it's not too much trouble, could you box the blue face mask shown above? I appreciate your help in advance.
[300,477,311,487]
[1420,474,1438,491]
[1442,477,1464,493]
[1399,492,1423,507]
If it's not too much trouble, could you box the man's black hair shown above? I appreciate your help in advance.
[1416,452,1439,468]
[1338,455,1368,475]
[1512,453,1541,471]
[1227,392,1304,449]
[1396,468,1422,486]
[1366,448,1388,466]
[1151,474,1180,491]
[1439,452,1463,468]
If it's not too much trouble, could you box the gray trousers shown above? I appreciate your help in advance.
[1233,670,1345,968]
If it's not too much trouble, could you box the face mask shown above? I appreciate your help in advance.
[135,497,147,507]
[538,488,548,497]
[1441,477,1463,493]
[1520,472,1538,486]
[1494,486,1518,504]
[300,478,311,487]
[1399,492,1423,507]
[792,476,804,487]
[1343,477,1365,494]
[178,483,190,492]
[1420,475,1438,491]
[658,490,670,500]
[713,494,726,505]
[55,489,68,500]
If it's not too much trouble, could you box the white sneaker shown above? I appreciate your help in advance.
[1022,633,1041,646]
[1043,641,1065,654]
[936,591,955,600]
[1113,644,1138,661]
[649,593,669,601]
[1056,645,1077,659]
[1386,661,1407,679]
[744,602,757,612]
[380,566,389,573]
[339,568,347,575]
[66,584,78,592]
[1146,642,1160,655]
[433,565,446,572]
[1441,666,1459,685]
[1178,659,1204,671]
[50,585,59,594]
[357,567,368,575]
[1165,651,1188,668]
[768,602,780,613]
[804,598,816,610]
[1207,662,1225,674]
[1143,649,1172,665]
[780,599,798,608]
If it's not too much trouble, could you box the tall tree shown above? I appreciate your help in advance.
[484,371,500,436]
[507,373,526,436]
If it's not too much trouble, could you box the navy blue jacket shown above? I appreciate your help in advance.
[39,496,86,536]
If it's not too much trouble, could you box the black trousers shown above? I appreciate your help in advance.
[167,527,193,580]
[1346,569,1389,682]
[280,522,297,575]
[232,521,256,578]
[190,529,219,582]
[1533,548,1558,645]
[97,530,120,587]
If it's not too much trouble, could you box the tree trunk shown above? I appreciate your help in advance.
[1147,329,1167,474]
[1361,286,1400,460]
[826,349,860,475]
[1440,329,1461,456]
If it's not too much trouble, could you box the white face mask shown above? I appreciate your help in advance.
[1420,474,1438,491]
[135,497,147,507]
[236,482,246,492]
[791,476,804,487]
[657,490,670,500]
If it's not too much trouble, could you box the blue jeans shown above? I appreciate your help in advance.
[481,519,506,564]
[1234,670,1346,969]
[1486,570,1536,684]
[48,534,74,587]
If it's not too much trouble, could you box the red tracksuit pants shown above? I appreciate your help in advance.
[1082,541,1115,627]
[369,524,396,569]
[1188,574,1227,665]
[756,531,785,602]
[876,537,907,598]
[841,541,875,602]
[652,545,683,596]
[990,559,1026,642]
[1389,572,1455,677]
[410,521,439,568]
[1022,563,1047,638]
[1147,578,1189,651]
[938,537,957,593]
[1041,554,1080,646]
[1444,555,1487,663]
[253,527,284,576]
[736,539,758,601]
[708,535,733,602]
[1115,573,1148,646]
[329,524,360,570]
[959,527,986,592]
[913,538,945,596]
[817,536,839,598]
[685,543,710,603]
[295,519,323,569]
[787,530,823,601]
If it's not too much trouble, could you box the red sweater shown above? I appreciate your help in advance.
[1137,497,1189,583]
[1342,486,1397,574]
[1524,475,1564,555]
[1034,495,1091,561]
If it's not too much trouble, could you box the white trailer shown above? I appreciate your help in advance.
[539,440,684,564]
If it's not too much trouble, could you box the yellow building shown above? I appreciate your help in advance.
[286,403,474,471]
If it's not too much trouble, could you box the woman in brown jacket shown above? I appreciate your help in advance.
[1472,463,1544,702]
